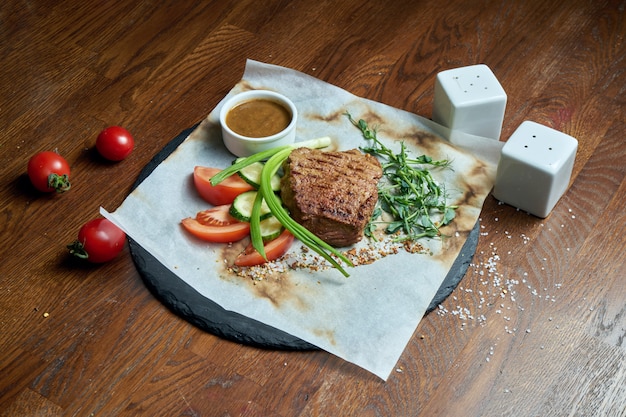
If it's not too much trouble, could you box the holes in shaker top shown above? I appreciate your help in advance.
[524,136,553,151]
[454,74,488,92]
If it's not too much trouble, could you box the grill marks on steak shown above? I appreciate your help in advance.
[280,147,382,247]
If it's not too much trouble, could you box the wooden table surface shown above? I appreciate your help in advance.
[1,0,625,415]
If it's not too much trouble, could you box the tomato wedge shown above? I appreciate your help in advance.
[194,166,254,206]
[235,229,295,267]
[181,205,250,243]
[195,204,240,226]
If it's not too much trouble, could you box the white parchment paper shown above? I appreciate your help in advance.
[102,60,503,380]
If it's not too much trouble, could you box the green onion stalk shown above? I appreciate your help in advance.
[211,137,354,277]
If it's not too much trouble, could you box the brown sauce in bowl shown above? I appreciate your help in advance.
[226,99,291,138]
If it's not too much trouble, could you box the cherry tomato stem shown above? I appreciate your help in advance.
[48,173,71,192]
[67,241,89,259]
[68,218,126,263]
[27,151,71,193]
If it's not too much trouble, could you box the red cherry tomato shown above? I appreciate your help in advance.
[193,166,254,206]
[27,151,71,193]
[96,126,134,161]
[235,229,294,267]
[67,218,126,263]
[181,205,250,243]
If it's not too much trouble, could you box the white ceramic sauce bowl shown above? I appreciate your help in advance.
[219,90,298,157]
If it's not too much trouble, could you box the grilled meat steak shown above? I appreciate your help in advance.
[280,147,382,247]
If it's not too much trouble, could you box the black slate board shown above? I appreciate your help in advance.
[128,125,480,350]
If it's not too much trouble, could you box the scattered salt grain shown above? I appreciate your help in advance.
[433,216,571,361]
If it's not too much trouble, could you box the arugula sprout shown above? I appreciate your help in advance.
[345,112,457,242]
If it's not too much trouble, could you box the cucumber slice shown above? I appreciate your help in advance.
[236,161,281,191]
[259,215,284,241]
[229,190,272,222]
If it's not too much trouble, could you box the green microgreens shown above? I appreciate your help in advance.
[345,112,457,242]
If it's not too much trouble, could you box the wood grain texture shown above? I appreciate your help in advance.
[1,0,625,415]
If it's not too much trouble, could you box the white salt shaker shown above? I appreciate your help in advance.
[493,121,578,218]
[433,64,507,140]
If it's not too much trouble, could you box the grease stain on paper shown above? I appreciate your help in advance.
[312,327,337,347]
